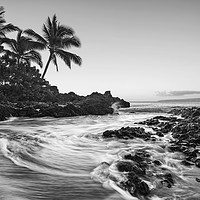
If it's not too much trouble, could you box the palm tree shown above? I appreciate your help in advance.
[0,6,18,46]
[24,14,81,79]
[1,29,44,67]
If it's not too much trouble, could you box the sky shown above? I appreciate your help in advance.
[1,0,200,100]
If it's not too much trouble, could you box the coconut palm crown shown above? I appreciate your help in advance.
[1,29,44,67]
[24,14,82,79]
[0,6,18,51]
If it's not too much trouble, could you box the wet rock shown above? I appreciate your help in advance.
[121,172,150,196]
[156,131,164,137]
[169,107,200,121]
[181,160,194,166]
[183,148,198,159]
[136,180,150,196]
[153,116,178,122]
[102,126,151,140]
[196,178,200,182]
[161,179,172,188]
[153,160,162,166]
[116,161,145,175]
[151,137,157,142]
[168,144,182,152]
[163,173,174,185]
[117,161,136,172]
[0,91,130,121]
[145,119,160,126]
[195,159,200,168]
[160,122,175,133]
[102,130,116,138]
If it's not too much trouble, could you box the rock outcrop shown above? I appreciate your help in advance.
[0,91,130,121]
[95,106,200,198]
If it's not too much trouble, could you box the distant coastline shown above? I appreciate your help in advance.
[130,98,200,104]
[157,98,200,103]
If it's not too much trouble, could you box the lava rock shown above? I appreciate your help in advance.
[153,160,162,166]
[181,160,194,166]
[196,178,200,182]
[156,131,164,137]
[195,159,200,168]
[102,127,151,140]
[116,161,144,175]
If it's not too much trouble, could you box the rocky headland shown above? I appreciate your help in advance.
[0,90,130,121]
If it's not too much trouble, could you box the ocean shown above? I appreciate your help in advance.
[0,101,200,200]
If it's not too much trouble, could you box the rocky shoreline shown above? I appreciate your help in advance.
[0,91,130,121]
[97,106,200,198]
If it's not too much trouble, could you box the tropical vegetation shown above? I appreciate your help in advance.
[25,14,82,78]
[0,6,81,103]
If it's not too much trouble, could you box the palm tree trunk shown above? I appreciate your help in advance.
[42,53,52,79]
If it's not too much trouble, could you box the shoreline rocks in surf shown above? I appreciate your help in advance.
[102,126,151,141]
[93,106,200,199]
[136,107,200,168]
[0,91,130,121]
[91,148,176,199]
[140,107,200,168]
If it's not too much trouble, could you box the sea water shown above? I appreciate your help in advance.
[0,102,200,200]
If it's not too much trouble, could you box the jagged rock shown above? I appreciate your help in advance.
[161,180,172,188]
[102,126,151,140]
[181,160,194,166]
[156,131,164,137]
[196,178,200,182]
[118,162,150,196]
[0,91,130,121]
[117,161,143,174]
[195,159,200,168]
[153,160,162,166]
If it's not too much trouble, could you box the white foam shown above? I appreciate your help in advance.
[108,180,139,200]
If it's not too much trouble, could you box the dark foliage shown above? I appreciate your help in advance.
[0,61,59,102]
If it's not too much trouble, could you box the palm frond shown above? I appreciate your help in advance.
[16,33,45,52]
[47,16,52,30]
[0,6,5,25]
[0,19,5,25]
[27,40,46,50]
[0,7,5,14]
[0,32,6,39]
[41,15,82,78]
[1,38,18,53]
[46,16,55,39]
[24,50,43,68]
[42,24,51,42]
[0,24,19,35]
[26,59,31,67]
[52,54,58,71]
[52,14,57,24]
[0,6,5,15]
[18,36,33,52]
[55,49,82,69]
[52,14,58,37]
[62,36,81,48]
[17,30,23,43]
[24,29,47,45]
[57,25,74,37]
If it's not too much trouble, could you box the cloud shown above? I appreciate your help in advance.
[156,90,200,97]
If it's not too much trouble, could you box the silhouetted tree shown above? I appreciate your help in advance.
[24,14,81,79]
[0,62,59,102]
[0,6,18,49]
[1,29,43,67]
